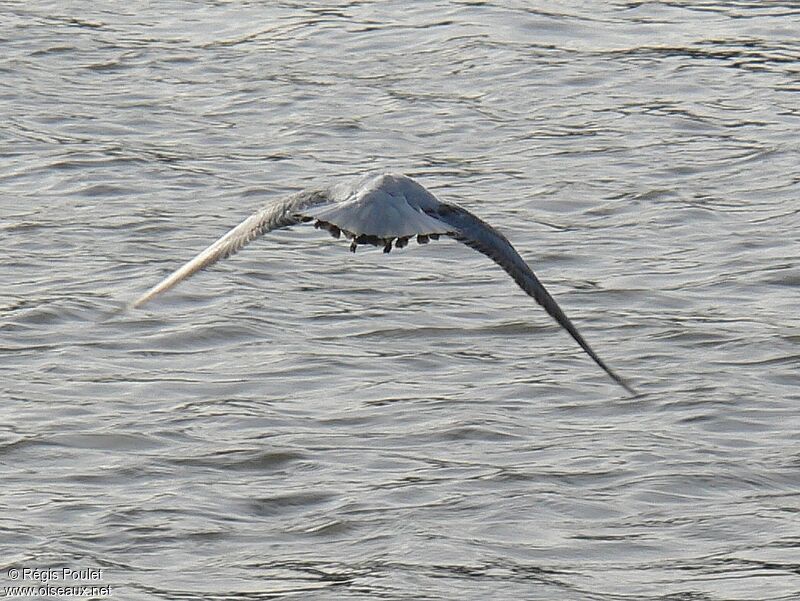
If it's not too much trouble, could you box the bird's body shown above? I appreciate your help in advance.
[133,173,634,393]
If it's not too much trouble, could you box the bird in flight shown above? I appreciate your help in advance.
[133,173,634,393]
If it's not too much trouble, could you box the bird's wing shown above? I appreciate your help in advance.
[428,202,635,394]
[131,189,330,309]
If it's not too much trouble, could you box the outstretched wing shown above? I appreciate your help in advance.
[131,189,330,309]
[428,203,635,394]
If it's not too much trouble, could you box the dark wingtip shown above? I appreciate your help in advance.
[611,372,638,397]
[577,340,637,396]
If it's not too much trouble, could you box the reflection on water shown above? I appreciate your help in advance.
[1,1,798,599]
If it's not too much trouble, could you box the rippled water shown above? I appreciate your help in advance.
[2,1,799,599]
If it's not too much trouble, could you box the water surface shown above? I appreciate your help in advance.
[1,2,798,599]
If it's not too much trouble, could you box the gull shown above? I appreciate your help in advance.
[133,172,634,393]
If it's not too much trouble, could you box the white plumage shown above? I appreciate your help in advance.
[306,173,453,238]
[132,172,634,393]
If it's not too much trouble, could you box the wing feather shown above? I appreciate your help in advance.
[430,203,635,394]
[131,190,329,308]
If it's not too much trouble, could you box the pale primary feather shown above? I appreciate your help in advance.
[131,189,328,308]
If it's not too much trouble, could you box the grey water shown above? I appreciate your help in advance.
[1,1,798,599]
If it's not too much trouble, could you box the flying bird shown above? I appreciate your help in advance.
[133,173,634,393]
